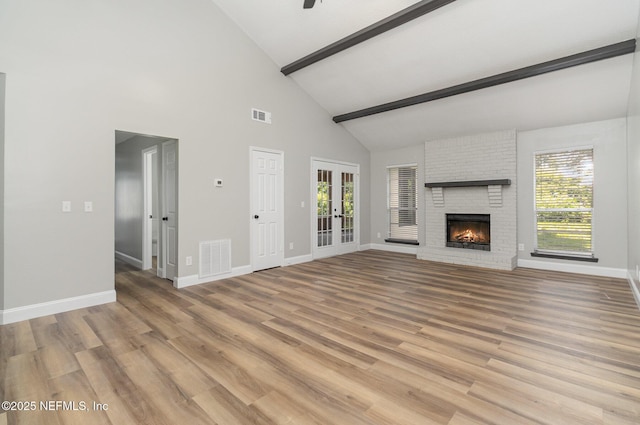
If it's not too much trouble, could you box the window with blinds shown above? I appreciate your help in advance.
[387,165,418,244]
[534,148,594,256]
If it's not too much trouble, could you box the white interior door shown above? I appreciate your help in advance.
[312,160,359,259]
[142,147,157,271]
[162,140,178,281]
[251,148,284,271]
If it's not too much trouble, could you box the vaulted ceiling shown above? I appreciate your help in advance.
[211,0,640,151]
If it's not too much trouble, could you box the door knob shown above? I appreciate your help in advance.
[254,215,259,219]
[162,217,168,221]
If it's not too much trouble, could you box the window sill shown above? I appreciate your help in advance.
[530,252,599,263]
[385,238,419,246]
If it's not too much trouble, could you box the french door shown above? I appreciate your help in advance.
[312,159,359,259]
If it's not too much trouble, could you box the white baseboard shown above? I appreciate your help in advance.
[115,251,142,269]
[284,254,313,266]
[175,254,319,289]
[174,265,253,289]
[0,290,117,325]
[367,243,419,255]
[627,272,640,310]
[517,259,627,279]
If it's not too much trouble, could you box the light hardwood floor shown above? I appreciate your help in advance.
[2,250,640,424]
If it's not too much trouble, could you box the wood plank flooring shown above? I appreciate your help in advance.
[2,250,640,424]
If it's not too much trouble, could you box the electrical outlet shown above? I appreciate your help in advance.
[84,201,93,212]
[62,201,71,212]
[289,242,294,250]
[377,232,381,238]
[518,243,525,251]
[300,201,305,208]
[186,256,193,266]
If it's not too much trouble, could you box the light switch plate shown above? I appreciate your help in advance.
[62,201,71,212]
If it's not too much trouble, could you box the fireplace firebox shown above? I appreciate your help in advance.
[446,214,490,251]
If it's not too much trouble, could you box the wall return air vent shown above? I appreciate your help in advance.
[251,108,272,124]
[199,239,232,278]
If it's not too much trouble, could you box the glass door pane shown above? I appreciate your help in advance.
[316,169,332,247]
[341,172,354,243]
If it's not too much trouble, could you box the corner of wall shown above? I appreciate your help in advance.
[0,73,5,311]
[627,273,640,311]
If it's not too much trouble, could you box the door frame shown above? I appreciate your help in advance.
[310,157,360,259]
[249,146,285,271]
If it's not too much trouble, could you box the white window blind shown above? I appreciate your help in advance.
[534,148,593,255]
[387,165,418,243]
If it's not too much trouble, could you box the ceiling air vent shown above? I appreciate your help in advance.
[251,108,272,124]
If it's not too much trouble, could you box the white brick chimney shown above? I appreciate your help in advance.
[417,130,518,270]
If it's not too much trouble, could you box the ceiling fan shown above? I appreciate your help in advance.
[303,0,317,9]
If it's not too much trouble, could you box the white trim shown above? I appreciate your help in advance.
[534,144,595,156]
[174,265,253,289]
[386,162,418,169]
[176,255,317,289]
[0,290,116,325]
[517,258,626,279]
[284,254,313,266]
[367,243,419,255]
[627,272,640,310]
[115,251,143,269]
[310,156,360,167]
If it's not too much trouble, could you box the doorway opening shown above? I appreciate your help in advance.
[115,130,179,283]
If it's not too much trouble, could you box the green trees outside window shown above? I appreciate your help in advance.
[535,148,593,254]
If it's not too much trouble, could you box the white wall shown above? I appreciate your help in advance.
[626,11,640,302]
[0,0,369,319]
[517,118,628,276]
[369,145,425,252]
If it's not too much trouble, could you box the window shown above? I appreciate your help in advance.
[387,165,418,244]
[534,148,594,256]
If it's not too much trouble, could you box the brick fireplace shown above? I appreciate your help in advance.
[417,130,517,270]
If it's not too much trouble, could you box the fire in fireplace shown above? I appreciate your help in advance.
[446,214,490,251]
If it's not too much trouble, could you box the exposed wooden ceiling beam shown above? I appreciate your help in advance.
[281,0,457,76]
[333,39,637,123]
